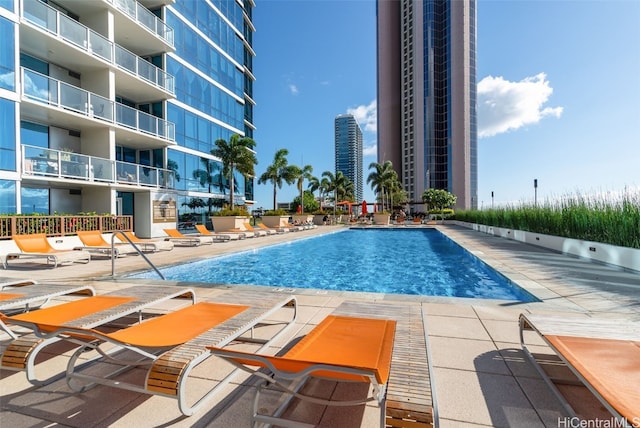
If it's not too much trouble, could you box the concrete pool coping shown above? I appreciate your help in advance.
[1,223,638,427]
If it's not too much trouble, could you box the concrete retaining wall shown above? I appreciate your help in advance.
[452,221,640,273]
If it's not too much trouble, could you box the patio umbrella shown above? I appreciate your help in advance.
[296,205,302,214]
[336,200,353,215]
[373,203,377,213]
[361,200,368,215]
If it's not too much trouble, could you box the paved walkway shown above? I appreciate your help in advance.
[1,224,638,427]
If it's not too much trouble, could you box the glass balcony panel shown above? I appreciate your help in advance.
[24,146,59,176]
[137,111,158,135]
[115,45,137,74]
[59,13,88,49]
[23,0,57,32]
[116,161,138,183]
[138,166,157,186]
[89,93,114,121]
[114,0,136,17]
[22,69,57,104]
[136,3,156,35]
[59,82,89,114]
[91,158,113,181]
[116,104,138,129]
[61,152,90,180]
[137,58,156,83]
[89,32,113,62]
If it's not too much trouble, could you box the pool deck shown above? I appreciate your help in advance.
[1,224,639,427]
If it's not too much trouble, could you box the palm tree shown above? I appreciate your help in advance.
[322,170,354,213]
[308,175,331,210]
[293,164,313,213]
[367,161,396,211]
[257,148,298,210]
[210,134,257,210]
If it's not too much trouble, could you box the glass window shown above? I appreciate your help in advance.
[0,0,14,12]
[20,53,48,75]
[21,121,48,148]
[167,149,185,190]
[0,97,16,171]
[0,179,16,214]
[0,16,15,91]
[21,186,49,214]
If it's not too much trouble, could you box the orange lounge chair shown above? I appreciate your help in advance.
[0,285,195,385]
[194,224,244,241]
[116,231,174,252]
[520,313,640,425]
[243,222,269,236]
[163,228,217,245]
[284,221,304,231]
[257,222,287,234]
[9,290,297,416]
[5,234,91,268]
[0,282,95,339]
[208,315,396,427]
[75,230,138,257]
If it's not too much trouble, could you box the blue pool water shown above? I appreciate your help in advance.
[131,229,536,301]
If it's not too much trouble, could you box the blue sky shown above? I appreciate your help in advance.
[251,0,640,210]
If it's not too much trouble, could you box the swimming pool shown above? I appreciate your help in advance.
[131,229,536,301]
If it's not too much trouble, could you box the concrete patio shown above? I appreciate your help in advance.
[1,224,638,427]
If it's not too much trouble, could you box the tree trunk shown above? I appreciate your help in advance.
[229,164,235,209]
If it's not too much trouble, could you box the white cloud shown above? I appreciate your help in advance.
[363,142,377,157]
[478,73,563,138]
[347,100,377,133]
[288,84,299,95]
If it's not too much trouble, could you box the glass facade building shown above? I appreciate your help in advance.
[334,114,363,203]
[377,0,477,209]
[0,0,255,236]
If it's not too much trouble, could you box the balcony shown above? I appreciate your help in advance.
[20,0,175,100]
[108,0,174,48]
[21,68,175,144]
[22,145,176,190]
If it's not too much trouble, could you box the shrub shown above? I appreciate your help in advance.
[264,209,288,216]
[211,207,250,217]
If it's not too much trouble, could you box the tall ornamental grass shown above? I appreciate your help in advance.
[453,191,640,249]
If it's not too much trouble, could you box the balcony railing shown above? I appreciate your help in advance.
[108,0,174,47]
[0,215,133,239]
[21,0,175,95]
[22,145,176,190]
[22,68,175,142]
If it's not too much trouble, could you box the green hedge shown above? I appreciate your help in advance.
[453,192,640,249]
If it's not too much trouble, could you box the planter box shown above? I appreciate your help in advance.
[292,214,313,225]
[209,216,249,232]
[313,214,330,225]
[261,215,290,228]
[373,213,390,225]
[453,220,640,273]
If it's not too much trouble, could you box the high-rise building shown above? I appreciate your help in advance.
[334,114,363,203]
[0,0,255,236]
[377,0,477,209]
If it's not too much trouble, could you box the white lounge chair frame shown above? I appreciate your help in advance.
[4,249,91,268]
[0,285,196,385]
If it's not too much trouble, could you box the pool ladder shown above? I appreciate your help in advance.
[110,231,165,279]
